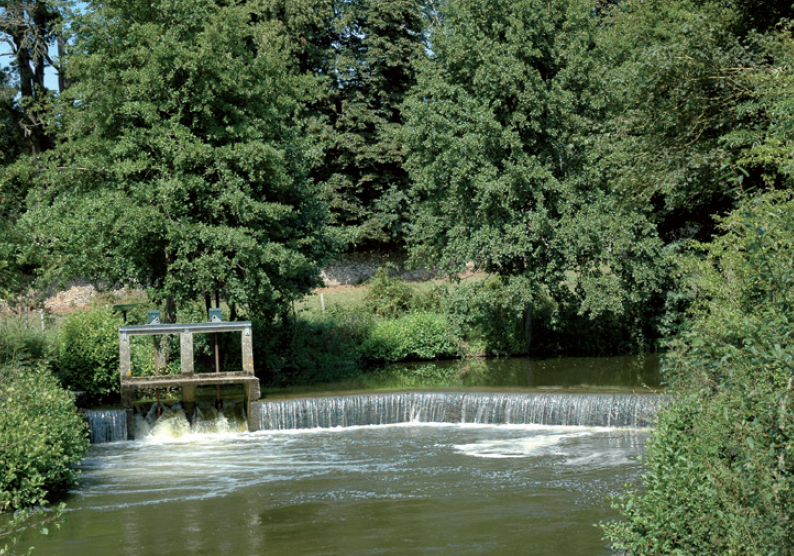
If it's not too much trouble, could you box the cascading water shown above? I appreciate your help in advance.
[134,401,248,440]
[84,409,128,443]
[252,392,660,431]
[84,393,659,442]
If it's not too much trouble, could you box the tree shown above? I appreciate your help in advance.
[0,68,31,303]
[590,0,793,244]
[224,0,431,250]
[317,0,428,248]
[21,0,336,322]
[601,14,794,552]
[401,0,668,346]
[0,67,23,165]
[0,0,71,156]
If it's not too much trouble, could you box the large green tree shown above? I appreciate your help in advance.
[591,0,794,242]
[317,0,428,248]
[596,4,794,550]
[21,0,335,321]
[401,0,668,345]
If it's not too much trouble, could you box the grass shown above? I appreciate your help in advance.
[296,274,485,321]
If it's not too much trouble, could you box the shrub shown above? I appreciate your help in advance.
[58,306,120,401]
[442,277,529,356]
[364,266,414,317]
[257,309,375,386]
[0,320,49,364]
[360,312,458,363]
[602,192,794,555]
[0,362,89,511]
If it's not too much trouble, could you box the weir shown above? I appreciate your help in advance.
[85,409,128,443]
[85,391,661,443]
[249,392,661,431]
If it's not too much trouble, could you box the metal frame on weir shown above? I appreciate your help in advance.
[118,315,261,439]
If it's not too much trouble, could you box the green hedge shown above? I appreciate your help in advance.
[0,362,89,511]
[58,306,120,401]
[360,312,458,363]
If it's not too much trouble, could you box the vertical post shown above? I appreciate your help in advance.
[119,330,135,440]
[320,293,325,314]
[242,327,254,375]
[247,396,261,433]
[178,331,196,414]
[40,309,45,333]
[121,386,136,441]
[180,332,194,376]
[153,335,160,376]
[244,378,261,432]
[119,331,132,381]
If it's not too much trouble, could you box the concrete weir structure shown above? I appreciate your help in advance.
[118,321,260,439]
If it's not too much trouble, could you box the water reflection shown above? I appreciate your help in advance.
[265,354,662,397]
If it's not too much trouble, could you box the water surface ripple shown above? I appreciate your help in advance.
[31,424,647,556]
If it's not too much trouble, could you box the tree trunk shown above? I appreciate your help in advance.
[523,304,532,355]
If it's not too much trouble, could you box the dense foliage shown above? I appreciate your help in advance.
[312,0,427,247]
[603,191,794,555]
[0,362,89,511]
[57,307,120,401]
[0,0,792,549]
[592,0,793,241]
[360,311,457,363]
[401,0,670,349]
[18,0,335,322]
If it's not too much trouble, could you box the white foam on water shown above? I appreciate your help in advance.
[133,402,248,444]
[563,450,636,467]
[453,430,595,459]
[249,421,611,437]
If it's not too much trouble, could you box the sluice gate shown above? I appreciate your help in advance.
[118,318,260,439]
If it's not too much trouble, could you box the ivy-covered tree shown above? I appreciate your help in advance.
[21,0,336,322]
[0,0,72,156]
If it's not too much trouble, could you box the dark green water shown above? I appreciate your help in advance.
[26,424,647,556]
[264,355,662,398]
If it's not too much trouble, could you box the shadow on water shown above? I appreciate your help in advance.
[264,354,662,398]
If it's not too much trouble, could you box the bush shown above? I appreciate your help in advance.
[257,309,375,386]
[58,306,120,401]
[364,266,414,318]
[0,362,89,511]
[602,192,794,555]
[360,312,458,363]
[442,277,530,356]
[0,321,49,364]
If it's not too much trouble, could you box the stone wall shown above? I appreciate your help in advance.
[320,250,436,287]
[2,252,435,314]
